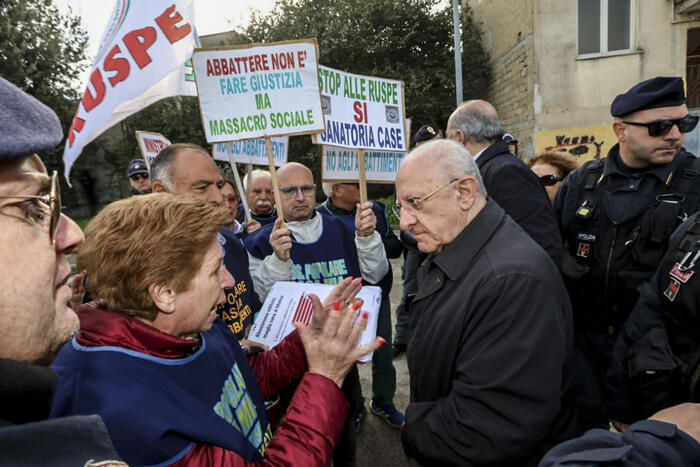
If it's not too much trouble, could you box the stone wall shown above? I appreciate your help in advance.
[466,0,537,157]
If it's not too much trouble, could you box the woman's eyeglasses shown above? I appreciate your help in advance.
[539,174,562,187]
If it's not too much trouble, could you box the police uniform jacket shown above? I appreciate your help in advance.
[476,140,564,266]
[401,199,575,466]
[555,144,700,335]
[605,211,700,423]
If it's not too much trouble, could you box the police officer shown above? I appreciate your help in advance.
[605,211,700,428]
[554,76,700,433]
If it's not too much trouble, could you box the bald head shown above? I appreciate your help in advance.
[446,99,504,152]
[151,144,224,206]
[276,162,316,222]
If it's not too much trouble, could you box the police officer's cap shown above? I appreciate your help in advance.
[127,159,149,177]
[611,77,686,117]
[413,124,441,144]
[0,76,63,159]
[502,133,518,144]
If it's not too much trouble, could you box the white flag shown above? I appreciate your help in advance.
[63,0,197,180]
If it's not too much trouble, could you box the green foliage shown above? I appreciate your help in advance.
[0,0,89,173]
[74,217,92,231]
[376,194,399,227]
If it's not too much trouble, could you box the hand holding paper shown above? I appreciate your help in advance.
[296,296,385,388]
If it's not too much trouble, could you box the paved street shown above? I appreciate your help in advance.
[356,255,416,467]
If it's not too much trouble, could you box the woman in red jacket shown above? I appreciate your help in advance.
[50,193,382,466]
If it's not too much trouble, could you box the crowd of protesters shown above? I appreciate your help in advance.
[1,74,699,467]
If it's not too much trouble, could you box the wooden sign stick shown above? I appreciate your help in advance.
[266,136,290,260]
[358,148,368,203]
[224,144,252,223]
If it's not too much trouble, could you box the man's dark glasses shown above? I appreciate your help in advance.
[130,173,149,181]
[539,174,562,186]
[622,116,699,137]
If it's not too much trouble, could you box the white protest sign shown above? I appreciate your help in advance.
[63,1,197,180]
[135,131,172,167]
[313,65,407,152]
[249,282,381,363]
[212,137,289,166]
[322,145,405,183]
[192,39,325,143]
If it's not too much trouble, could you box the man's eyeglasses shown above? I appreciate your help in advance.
[622,116,699,137]
[539,174,562,186]
[130,173,149,181]
[279,184,316,198]
[392,178,459,219]
[0,170,61,243]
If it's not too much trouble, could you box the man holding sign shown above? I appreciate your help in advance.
[244,161,389,466]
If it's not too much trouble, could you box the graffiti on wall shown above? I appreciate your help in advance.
[535,124,617,163]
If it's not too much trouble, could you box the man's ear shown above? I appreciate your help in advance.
[151,181,169,193]
[612,121,626,143]
[149,283,175,314]
[456,176,478,210]
[456,130,469,147]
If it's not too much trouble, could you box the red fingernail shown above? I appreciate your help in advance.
[378,338,387,345]
[352,301,361,311]
[361,311,369,320]
[333,302,341,311]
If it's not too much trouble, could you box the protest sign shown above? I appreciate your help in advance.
[63,0,197,180]
[212,137,289,166]
[192,39,325,143]
[135,131,172,167]
[313,65,407,152]
[248,282,381,363]
[322,145,405,183]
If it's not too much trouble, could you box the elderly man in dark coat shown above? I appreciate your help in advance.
[395,139,575,466]
[446,100,563,266]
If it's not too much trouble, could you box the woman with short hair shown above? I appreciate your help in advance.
[50,193,380,467]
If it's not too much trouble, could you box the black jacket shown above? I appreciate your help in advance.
[402,200,575,466]
[0,358,123,465]
[477,140,564,266]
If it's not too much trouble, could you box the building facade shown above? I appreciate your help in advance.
[467,0,700,161]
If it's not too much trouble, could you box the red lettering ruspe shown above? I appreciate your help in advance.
[104,45,130,87]
[67,115,86,147]
[155,4,192,43]
[81,69,106,112]
[123,27,157,69]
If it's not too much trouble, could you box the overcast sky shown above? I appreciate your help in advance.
[54,0,277,59]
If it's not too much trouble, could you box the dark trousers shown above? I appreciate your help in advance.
[572,329,616,435]
[372,295,396,404]
[394,248,420,345]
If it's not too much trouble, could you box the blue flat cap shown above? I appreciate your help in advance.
[413,124,441,144]
[0,76,63,159]
[611,77,686,117]
[127,159,149,177]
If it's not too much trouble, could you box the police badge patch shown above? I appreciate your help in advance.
[663,277,681,302]
[576,242,590,258]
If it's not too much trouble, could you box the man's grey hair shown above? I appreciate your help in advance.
[446,100,504,145]
[404,139,488,198]
[243,169,272,192]
[321,182,335,198]
[150,143,209,191]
